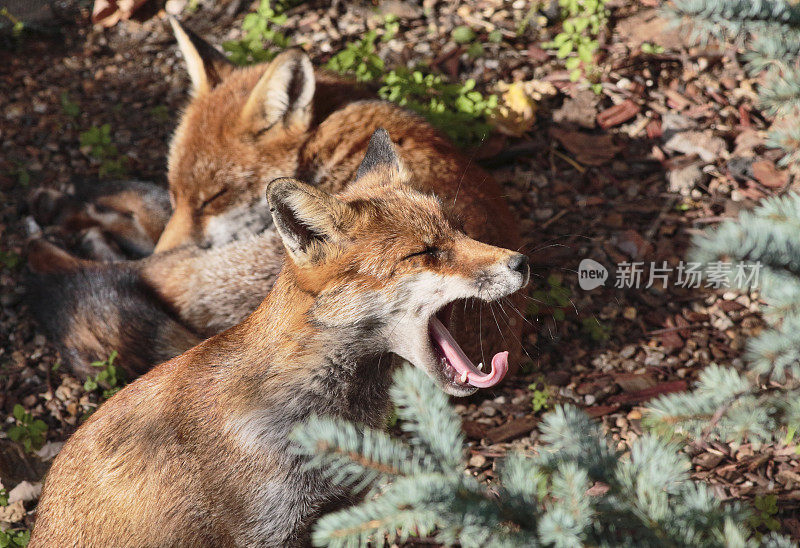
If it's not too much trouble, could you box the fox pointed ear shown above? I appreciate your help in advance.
[241,50,315,132]
[170,17,234,95]
[267,178,345,264]
[355,128,406,181]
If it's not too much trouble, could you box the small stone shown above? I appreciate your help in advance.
[469,454,487,468]
[511,395,528,406]
[667,162,706,196]
[584,394,596,405]
[623,307,637,320]
[620,345,637,359]
[480,405,497,417]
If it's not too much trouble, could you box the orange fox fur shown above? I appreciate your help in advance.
[30,131,529,547]
[28,21,524,379]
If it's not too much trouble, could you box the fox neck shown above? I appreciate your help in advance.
[217,270,396,430]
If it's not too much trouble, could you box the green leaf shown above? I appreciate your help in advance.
[467,42,484,58]
[557,42,574,58]
[7,425,24,442]
[451,25,476,44]
[552,32,570,46]
[13,530,30,547]
[577,43,595,63]
[12,404,24,422]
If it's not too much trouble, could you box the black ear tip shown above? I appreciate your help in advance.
[369,128,391,146]
[366,127,395,155]
[356,128,401,180]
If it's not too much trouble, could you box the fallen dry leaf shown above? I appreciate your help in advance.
[553,89,599,129]
[0,500,25,524]
[549,128,623,166]
[597,100,641,129]
[663,130,728,163]
[8,481,41,504]
[486,417,537,444]
[491,80,555,137]
[34,441,63,462]
[752,159,788,189]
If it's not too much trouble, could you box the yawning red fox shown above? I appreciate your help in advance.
[30,130,529,547]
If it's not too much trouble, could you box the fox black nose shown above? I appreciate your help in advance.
[508,253,530,286]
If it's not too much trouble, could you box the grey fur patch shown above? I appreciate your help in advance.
[355,127,400,180]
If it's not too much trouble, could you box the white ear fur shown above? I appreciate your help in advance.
[170,17,232,95]
[241,50,315,129]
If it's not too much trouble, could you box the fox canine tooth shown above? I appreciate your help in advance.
[460,371,469,383]
[477,362,484,371]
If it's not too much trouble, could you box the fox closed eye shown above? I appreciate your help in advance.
[200,187,229,209]
[401,246,440,261]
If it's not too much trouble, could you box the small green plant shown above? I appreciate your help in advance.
[581,316,610,342]
[7,161,29,187]
[466,42,485,59]
[748,495,781,538]
[0,529,30,548]
[84,351,124,399]
[0,488,8,506]
[379,69,497,147]
[529,380,552,413]
[149,105,170,123]
[544,0,609,93]
[517,2,541,36]
[326,30,384,82]
[527,273,572,321]
[382,14,399,42]
[60,92,80,118]
[6,404,47,454]
[0,250,20,269]
[222,0,289,65]
[324,18,497,147]
[79,124,127,178]
[641,42,665,54]
[451,25,476,44]
[0,7,24,37]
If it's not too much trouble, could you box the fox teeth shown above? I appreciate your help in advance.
[477,362,484,371]
[460,371,469,383]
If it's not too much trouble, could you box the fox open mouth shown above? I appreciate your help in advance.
[428,303,508,390]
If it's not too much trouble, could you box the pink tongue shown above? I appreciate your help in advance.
[429,316,508,388]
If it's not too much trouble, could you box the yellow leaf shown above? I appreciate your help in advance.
[490,80,556,137]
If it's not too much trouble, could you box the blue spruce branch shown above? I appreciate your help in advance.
[293,366,788,546]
